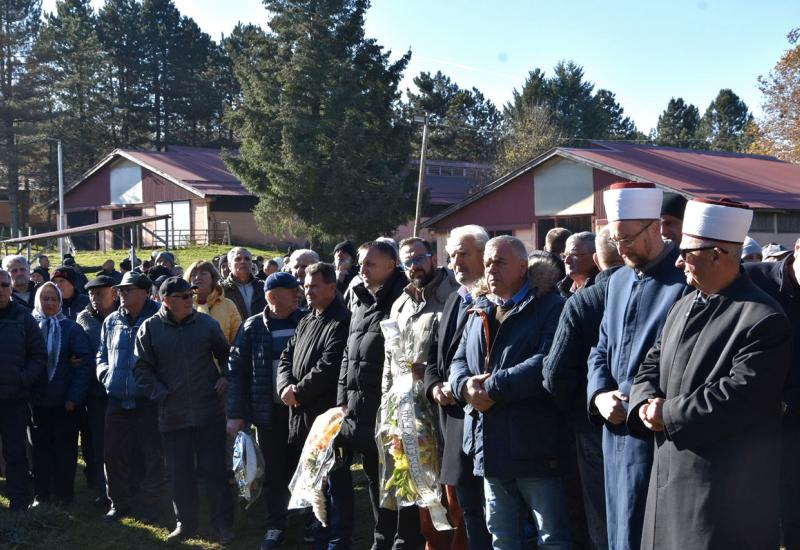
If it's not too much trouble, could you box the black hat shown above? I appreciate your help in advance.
[265,271,300,291]
[51,265,77,288]
[333,240,357,259]
[661,194,688,219]
[85,275,116,290]
[32,267,50,281]
[159,276,197,298]
[147,265,172,285]
[62,257,76,267]
[113,271,153,291]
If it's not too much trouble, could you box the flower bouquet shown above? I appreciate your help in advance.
[288,407,344,526]
[376,319,451,531]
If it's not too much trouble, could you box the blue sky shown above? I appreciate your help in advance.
[41,0,800,133]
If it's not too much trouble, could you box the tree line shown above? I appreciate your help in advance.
[0,0,795,245]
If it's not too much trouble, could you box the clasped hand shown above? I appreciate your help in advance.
[462,373,495,412]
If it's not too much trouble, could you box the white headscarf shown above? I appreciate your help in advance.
[32,282,65,382]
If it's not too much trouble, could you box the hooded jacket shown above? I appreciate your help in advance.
[195,286,242,345]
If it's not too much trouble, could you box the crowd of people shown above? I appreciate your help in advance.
[0,182,799,550]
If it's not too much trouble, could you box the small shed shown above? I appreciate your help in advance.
[423,141,800,263]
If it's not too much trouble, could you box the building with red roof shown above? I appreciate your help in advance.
[423,141,800,263]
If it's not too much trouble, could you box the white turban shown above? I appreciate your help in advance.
[682,199,753,244]
[603,182,663,221]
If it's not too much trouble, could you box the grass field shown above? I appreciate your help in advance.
[0,462,374,550]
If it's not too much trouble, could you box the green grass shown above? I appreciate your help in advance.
[0,462,373,550]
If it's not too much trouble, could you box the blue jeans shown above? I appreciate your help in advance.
[455,473,493,550]
[484,476,571,550]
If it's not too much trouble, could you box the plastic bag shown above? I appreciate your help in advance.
[376,318,452,531]
[232,430,264,508]
[288,407,344,526]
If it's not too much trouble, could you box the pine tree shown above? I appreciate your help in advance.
[0,0,43,235]
[656,97,701,149]
[697,89,753,152]
[225,0,415,245]
[37,0,112,180]
[406,71,503,163]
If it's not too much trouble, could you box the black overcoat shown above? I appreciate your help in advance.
[627,273,791,550]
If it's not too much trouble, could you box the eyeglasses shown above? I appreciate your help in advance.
[678,246,728,260]
[400,253,432,270]
[608,221,654,248]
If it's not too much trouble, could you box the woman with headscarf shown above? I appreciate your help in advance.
[30,282,93,506]
[186,260,242,345]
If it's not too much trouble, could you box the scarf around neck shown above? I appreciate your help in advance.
[33,282,66,382]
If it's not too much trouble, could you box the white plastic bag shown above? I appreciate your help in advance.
[232,430,264,508]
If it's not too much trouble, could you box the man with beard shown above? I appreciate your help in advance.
[586,183,688,550]
[385,237,459,549]
[424,225,493,550]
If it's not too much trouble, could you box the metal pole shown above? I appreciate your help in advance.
[413,115,429,237]
[57,140,65,260]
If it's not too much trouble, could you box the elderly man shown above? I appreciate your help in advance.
[98,272,166,522]
[586,183,688,550]
[134,276,233,544]
[3,255,37,309]
[77,275,119,506]
[544,227,624,550]
[0,268,47,510]
[221,247,267,320]
[628,199,790,549]
[277,262,351,549]
[333,241,360,294]
[449,236,569,549]
[227,272,306,550]
[747,236,800,549]
[424,225,492,550]
[558,232,599,298]
[288,248,320,308]
[336,240,408,550]
[659,194,687,244]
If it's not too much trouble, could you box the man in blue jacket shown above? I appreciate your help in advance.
[0,269,47,510]
[449,235,569,549]
[97,272,166,522]
[586,183,688,550]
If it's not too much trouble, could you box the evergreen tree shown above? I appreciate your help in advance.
[590,89,638,139]
[38,0,112,180]
[406,71,503,163]
[656,97,701,148]
[226,0,415,245]
[0,0,42,235]
[697,88,753,152]
[97,0,149,147]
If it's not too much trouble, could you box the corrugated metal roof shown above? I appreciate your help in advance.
[424,142,800,228]
[121,146,250,197]
[561,142,800,209]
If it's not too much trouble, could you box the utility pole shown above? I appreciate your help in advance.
[413,112,429,237]
[56,139,65,260]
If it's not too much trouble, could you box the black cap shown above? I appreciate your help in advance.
[147,265,172,285]
[158,276,197,298]
[85,275,116,290]
[51,265,77,287]
[661,194,688,219]
[333,240,357,259]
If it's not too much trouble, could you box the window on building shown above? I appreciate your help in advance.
[751,212,774,233]
[426,165,441,176]
[777,212,800,233]
[488,230,513,237]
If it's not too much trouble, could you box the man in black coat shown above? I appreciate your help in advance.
[628,199,791,550]
[336,241,410,550]
[423,225,492,550]
[544,228,623,550]
[746,239,800,550]
[0,268,48,510]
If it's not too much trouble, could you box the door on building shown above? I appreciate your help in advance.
[112,209,143,249]
[155,201,192,247]
[67,211,99,251]
[536,216,592,249]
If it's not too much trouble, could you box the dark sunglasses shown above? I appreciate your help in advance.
[679,246,729,260]
[400,253,432,270]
